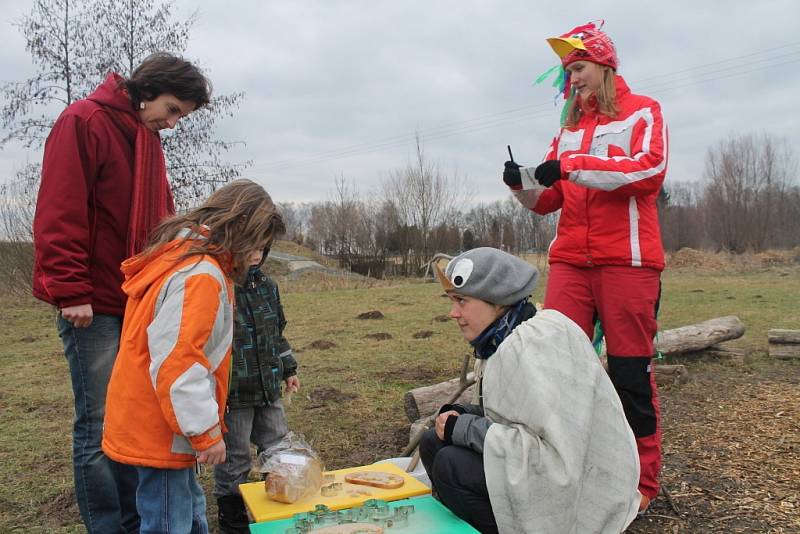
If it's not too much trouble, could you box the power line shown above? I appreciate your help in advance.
[252,42,800,173]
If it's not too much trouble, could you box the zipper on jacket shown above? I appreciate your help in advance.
[583,115,601,265]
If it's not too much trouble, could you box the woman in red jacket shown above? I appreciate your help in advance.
[502,22,667,513]
[32,52,211,534]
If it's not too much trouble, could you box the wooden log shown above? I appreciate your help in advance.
[404,315,743,424]
[408,364,689,441]
[768,329,800,344]
[403,373,475,422]
[769,344,800,360]
[656,315,745,356]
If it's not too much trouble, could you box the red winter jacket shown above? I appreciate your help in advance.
[32,74,161,315]
[513,75,667,271]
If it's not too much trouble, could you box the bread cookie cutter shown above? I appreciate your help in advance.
[286,500,416,532]
[321,482,343,497]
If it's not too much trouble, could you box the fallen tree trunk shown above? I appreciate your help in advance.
[403,373,475,423]
[404,315,745,423]
[768,329,800,360]
[407,362,689,443]
[655,315,745,356]
[768,329,800,344]
[404,363,690,422]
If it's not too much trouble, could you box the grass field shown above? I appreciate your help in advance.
[0,257,798,532]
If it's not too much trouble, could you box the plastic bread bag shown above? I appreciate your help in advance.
[257,431,324,503]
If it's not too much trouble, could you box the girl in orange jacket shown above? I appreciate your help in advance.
[102,179,285,533]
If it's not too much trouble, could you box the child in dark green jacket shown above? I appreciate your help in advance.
[213,249,300,533]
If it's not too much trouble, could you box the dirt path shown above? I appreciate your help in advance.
[626,356,799,533]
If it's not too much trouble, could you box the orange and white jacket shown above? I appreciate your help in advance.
[102,229,234,469]
[513,75,668,271]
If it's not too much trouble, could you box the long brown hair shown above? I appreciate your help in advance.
[144,179,285,281]
[563,66,618,128]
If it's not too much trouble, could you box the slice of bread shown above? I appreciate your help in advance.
[344,471,405,489]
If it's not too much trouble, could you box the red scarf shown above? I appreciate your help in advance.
[87,74,175,256]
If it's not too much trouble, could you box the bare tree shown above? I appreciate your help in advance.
[0,0,248,209]
[1,0,98,148]
[382,136,470,270]
[276,201,314,244]
[0,164,39,295]
[703,134,795,252]
[658,181,705,251]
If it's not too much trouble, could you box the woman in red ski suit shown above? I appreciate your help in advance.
[502,22,667,512]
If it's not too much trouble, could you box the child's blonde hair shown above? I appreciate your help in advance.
[563,66,618,128]
[145,179,285,281]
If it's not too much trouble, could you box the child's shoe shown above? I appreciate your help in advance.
[217,494,249,534]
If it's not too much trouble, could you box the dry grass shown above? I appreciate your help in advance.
[667,247,800,271]
[0,257,798,532]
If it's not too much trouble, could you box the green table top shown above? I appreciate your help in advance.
[248,495,479,534]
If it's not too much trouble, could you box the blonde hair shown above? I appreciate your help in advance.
[144,179,285,281]
[563,66,618,128]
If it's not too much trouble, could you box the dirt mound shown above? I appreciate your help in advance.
[308,386,358,404]
[667,248,800,270]
[357,310,384,320]
[363,333,393,341]
[667,248,730,269]
[308,340,337,350]
[412,330,434,339]
[753,249,799,266]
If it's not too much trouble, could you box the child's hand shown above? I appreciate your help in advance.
[285,376,300,393]
[197,439,226,465]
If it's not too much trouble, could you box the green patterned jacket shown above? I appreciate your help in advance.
[228,267,297,409]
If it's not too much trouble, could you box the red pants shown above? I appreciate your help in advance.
[544,262,662,499]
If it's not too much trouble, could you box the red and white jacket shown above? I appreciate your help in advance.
[513,75,667,271]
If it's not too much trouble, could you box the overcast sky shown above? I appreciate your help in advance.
[1,0,799,204]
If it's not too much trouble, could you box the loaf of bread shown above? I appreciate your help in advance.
[265,472,303,504]
[343,471,405,489]
[264,454,324,503]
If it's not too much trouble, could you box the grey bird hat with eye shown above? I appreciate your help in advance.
[434,247,539,306]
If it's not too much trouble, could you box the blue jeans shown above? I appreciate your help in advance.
[214,401,288,497]
[58,313,139,533]
[136,466,209,534]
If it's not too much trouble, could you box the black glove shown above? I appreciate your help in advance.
[443,413,458,445]
[502,160,522,188]
[534,160,562,187]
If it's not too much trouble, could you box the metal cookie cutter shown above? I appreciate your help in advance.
[321,482,343,497]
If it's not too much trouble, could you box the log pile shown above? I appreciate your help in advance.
[768,329,800,359]
[403,316,746,431]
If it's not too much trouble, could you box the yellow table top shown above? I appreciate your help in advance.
[240,461,431,523]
